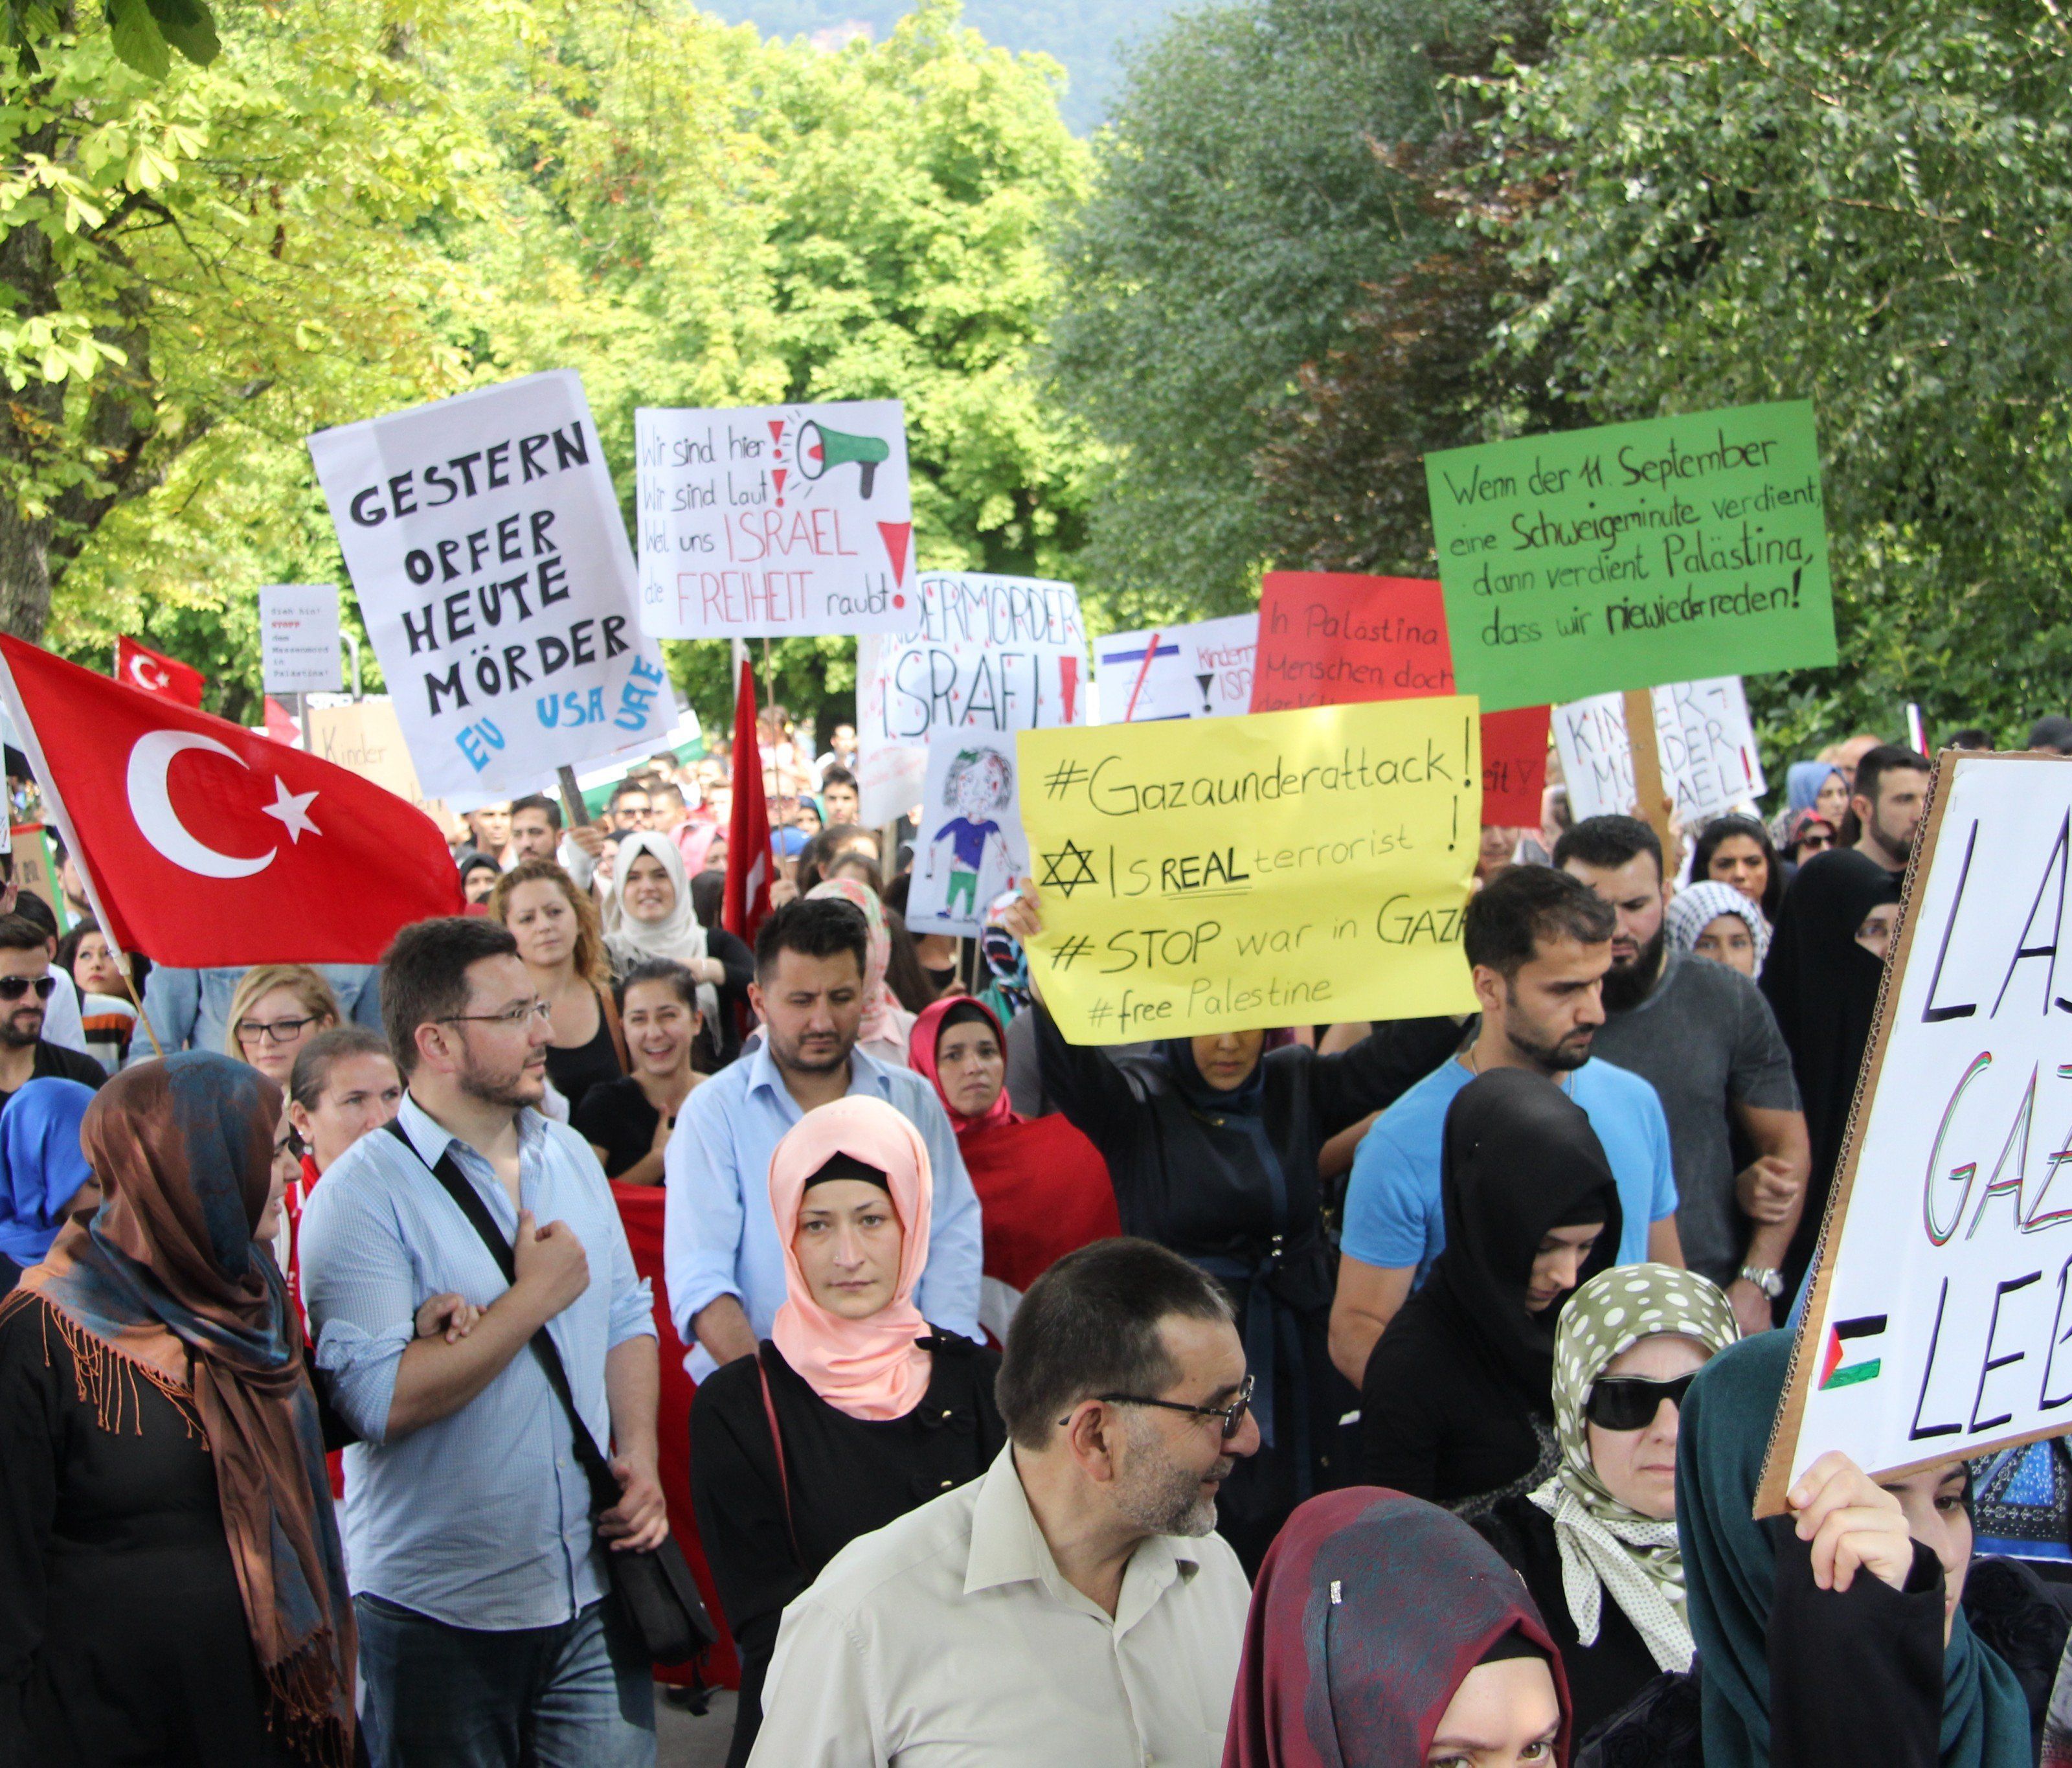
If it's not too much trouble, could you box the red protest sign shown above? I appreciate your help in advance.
[1250,573,1454,710]
[1250,571,1549,824]
[1481,705,1553,825]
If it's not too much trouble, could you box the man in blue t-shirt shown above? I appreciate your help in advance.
[1329,865,1683,1384]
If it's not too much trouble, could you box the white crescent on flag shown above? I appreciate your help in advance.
[125,652,170,694]
[126,730,278,879]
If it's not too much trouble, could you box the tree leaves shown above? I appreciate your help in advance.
[102,0,218,78]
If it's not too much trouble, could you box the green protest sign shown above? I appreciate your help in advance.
[1425,400,1836,710]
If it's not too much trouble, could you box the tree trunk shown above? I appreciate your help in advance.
[0,499,54,642]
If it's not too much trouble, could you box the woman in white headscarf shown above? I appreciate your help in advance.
[602,831,754,1066]
[1470,1262,1740,1737]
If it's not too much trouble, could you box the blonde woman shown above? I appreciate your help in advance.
[488,857,625,1114]
[222,965,341,1090]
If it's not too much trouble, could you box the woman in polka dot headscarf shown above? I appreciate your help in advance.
[1472,1261,1737,1736]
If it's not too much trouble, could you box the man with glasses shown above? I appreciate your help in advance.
[0,913,104,1106]
[747,1238,1256,1768]
[298,916,664,1767]
[607,778,655,833]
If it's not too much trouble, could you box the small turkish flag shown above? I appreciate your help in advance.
[0,636,462,965]
[722,659,772,949]
[115,635,207,708]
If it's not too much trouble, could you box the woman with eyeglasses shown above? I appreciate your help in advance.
[1362,1070,1621,1519]
[690,1098,1004,1768]
[1470,1264,1739,1738]
[222,964,341,1091]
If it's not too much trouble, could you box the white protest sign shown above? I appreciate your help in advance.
[905,730,1028,936]
[258,585,343,695]
[1551,677,1766,825]
[1092,614,1258,723]
[635,400,914,638]
[308,370,677,800]
[855,571,1087,825]
[1759,754,2072,1512]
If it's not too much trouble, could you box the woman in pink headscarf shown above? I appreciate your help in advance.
[806,876,915,1066]
[688,1097,1004,1768]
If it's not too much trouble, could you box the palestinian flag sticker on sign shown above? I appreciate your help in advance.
[1819,1314,1889,1391]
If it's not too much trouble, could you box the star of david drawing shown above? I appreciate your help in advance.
[1038,839,1100,898]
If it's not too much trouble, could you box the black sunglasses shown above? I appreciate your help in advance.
[1067,1372,1256,1441]
[1584,1372,1695,1433]
[0,975,56,1002]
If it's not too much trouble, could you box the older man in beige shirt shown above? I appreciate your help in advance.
[747,1240,1260,1767]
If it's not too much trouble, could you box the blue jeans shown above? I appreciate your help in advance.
[354,1594,655,1768]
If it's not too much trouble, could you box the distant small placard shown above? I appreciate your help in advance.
[1092,615,1257,723]
[1553,677,1767,826]
[1426,400,1836,710]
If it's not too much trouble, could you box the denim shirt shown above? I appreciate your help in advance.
[299,1094,654,1629]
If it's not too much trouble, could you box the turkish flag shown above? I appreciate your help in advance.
[0,636,462,965]
[115,635,207,708]
[722,659,772,948]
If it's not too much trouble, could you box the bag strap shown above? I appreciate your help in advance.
[755,1348,801,1563]
[597,983,630,1074]
[381,1118,620,1519]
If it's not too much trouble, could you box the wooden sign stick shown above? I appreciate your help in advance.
[1623,688,1677,865]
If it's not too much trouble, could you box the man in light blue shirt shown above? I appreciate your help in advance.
[1329,865,1683,1385]
[665,896,982,1375]
[299,916,662,1768]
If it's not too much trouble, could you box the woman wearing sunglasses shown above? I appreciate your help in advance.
[1472,1264,1739,1737]
[690,1098,1006,1768]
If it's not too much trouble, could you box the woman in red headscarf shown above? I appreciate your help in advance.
[689,1096,1006,1768]
[1226,1486,1573,1768]
[909,996,1120,1344]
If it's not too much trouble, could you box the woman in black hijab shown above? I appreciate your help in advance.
[1758,848,1900,1291]
[1361,1067,1621,1517]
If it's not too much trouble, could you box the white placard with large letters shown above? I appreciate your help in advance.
[1760,753,2072,1510]
[308,370,677,799]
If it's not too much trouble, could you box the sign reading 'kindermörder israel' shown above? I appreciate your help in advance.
[1759,753,2072,1513]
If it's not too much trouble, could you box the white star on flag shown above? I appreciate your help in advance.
[261,776,321,843]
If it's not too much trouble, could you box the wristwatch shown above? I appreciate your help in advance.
[1739,1265,1785,1299]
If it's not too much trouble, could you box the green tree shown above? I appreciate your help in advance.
[1046,0,1516,622]
[3,0,491,681]
[468,0,1094,736]
[1494,0,2072,748]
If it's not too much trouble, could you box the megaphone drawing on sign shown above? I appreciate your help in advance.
[796,419,891,499]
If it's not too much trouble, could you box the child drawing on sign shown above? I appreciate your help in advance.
[926,747,1017,920]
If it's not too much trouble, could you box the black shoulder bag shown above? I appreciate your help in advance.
[381,1120,716,1663]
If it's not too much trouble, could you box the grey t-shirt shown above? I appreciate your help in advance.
[1589,951,1801,1286]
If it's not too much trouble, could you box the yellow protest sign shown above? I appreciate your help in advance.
[1017,699,1480,1043]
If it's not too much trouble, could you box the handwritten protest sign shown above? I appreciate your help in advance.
[1092,615,1257,723]
[1018,700,1480,1043]
[305,697,456,832]
[1250,572,1549,825]
[308,370,677,800]
[1552,677,1767,827]
[1426,401,1836,710]
[1250,573,1454,711]
[855,571,1086,825]
[1758,755,2072,1512]
[635,400,914,638]
[905,731,1029,936]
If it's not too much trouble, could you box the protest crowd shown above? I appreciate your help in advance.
[6,350,2072,1768]
[8,681,2072,1768]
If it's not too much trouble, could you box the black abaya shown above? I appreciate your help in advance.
[0,1298,316,1767]
[1035,1003,1460,1567]
[1361,1067,1622,1515]
[1759,848,1900,1287]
